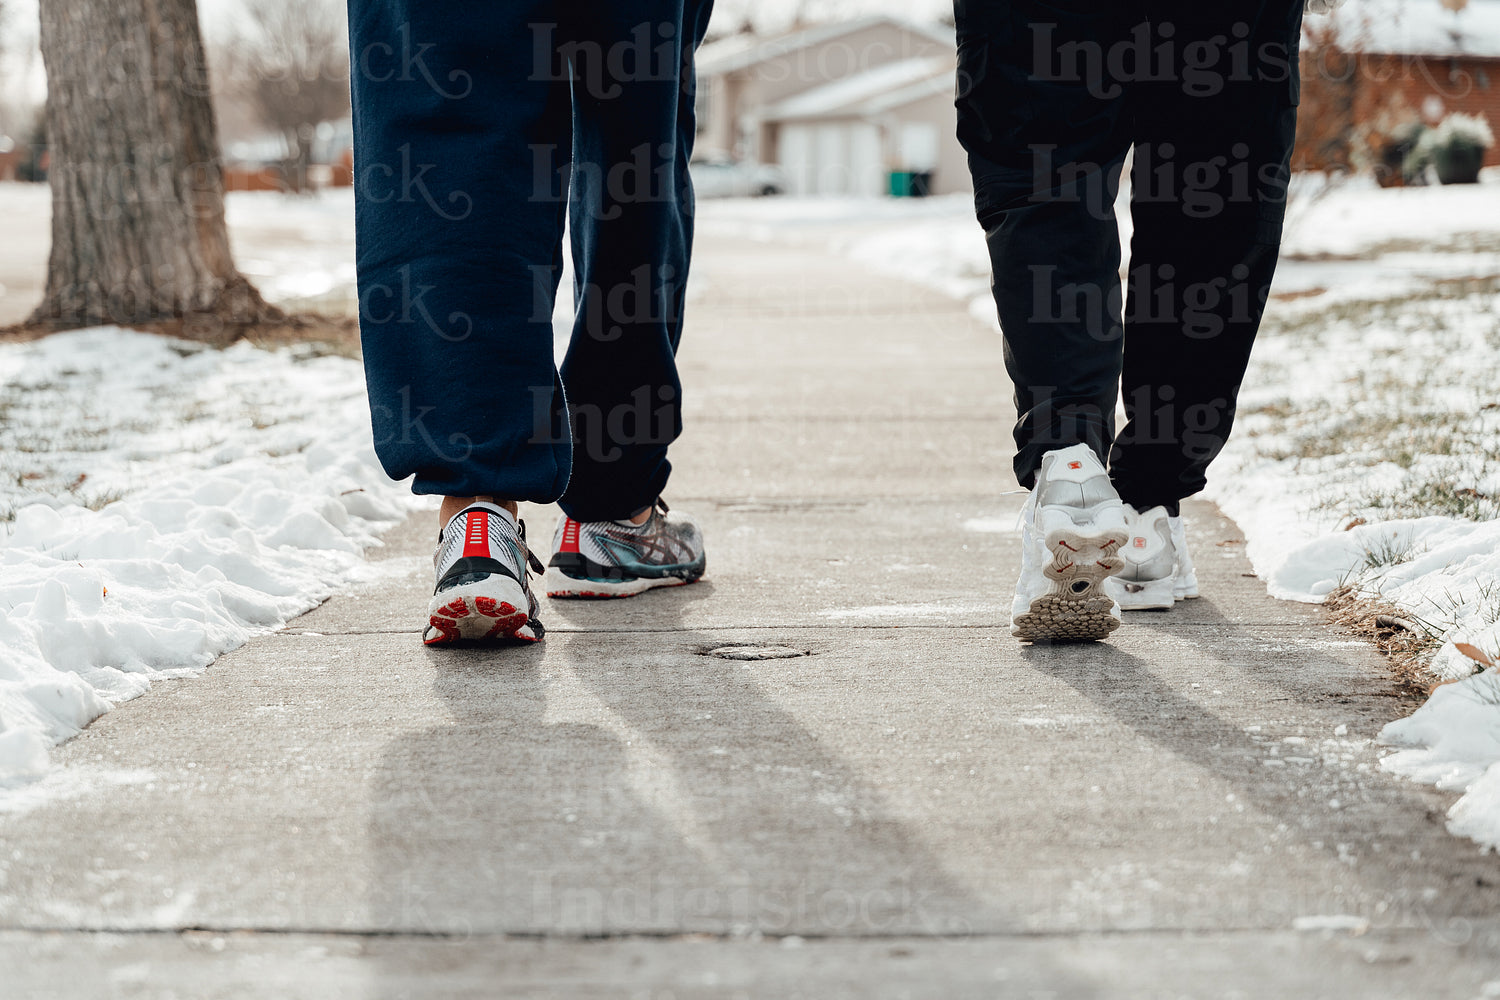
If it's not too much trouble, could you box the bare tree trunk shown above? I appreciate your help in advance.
[29,0,280,338]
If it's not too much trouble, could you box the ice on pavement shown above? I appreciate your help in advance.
[0,328,415,788]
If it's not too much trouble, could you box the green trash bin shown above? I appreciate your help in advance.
[888,170,933,197]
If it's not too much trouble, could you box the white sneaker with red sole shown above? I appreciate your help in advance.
[424,502,545,646]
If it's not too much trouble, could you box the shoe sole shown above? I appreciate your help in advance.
[1106,574,1176,611]
[1012,527,1128,643]
[424,578,542,646]
[544,567,699,600]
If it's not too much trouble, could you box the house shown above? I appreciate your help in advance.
[0,136,19,182]
[695,17,969,196]
[1297,0,1500,172]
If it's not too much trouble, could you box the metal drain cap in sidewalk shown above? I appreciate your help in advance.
[703,644,811,661]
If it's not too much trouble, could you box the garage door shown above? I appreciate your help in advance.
[778,122,885,197]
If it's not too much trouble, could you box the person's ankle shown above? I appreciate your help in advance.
[439,495,518,526]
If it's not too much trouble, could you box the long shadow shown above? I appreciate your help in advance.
[365,645,712,939]
[360,580,1116,996]
[1017,627,1500,945]
[567,628,987,939]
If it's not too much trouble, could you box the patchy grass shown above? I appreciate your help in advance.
[1360,479,1499,522]
[1327,573,1500,697]
[1235,278,1500,525]
[1222,269,1500,693]
[1355,531,1426,574]
[1325,585,1442,697]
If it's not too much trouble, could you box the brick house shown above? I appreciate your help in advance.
[1297,0,1500,173]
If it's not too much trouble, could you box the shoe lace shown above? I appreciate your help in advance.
[517,519,546,576]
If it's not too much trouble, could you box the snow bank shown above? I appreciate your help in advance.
[1381,673,1500,848]
[0,328,415,788]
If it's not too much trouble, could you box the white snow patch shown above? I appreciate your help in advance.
[0,328,416,791]
[962,516,1019,534]
[817,602,992,620]
[0,765,155,816]
[1291,914,1370,933]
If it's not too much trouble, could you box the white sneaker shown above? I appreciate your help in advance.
[1103,508,1202,609]
[1170,514,1200,600]
[1010,444,1130,643]
[1105,505,1177,610]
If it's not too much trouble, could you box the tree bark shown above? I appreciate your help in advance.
[29,0,280,337]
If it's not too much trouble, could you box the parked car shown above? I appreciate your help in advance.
[690,155,787,198]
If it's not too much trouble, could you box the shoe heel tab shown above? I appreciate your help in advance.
[557,517,582,554]
[446,501,517,530]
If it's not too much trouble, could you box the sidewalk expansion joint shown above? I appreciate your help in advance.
[277,621,1323,637]
[1,924,1432,943]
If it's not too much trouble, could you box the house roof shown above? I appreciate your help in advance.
[759,57,952,121]
[696,17,956,77]
[1309,0,1500,57]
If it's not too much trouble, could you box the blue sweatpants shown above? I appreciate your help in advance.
[348,0,714,522]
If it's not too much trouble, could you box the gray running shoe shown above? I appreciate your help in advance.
[544,499,706,599]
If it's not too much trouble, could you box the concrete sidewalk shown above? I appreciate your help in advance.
[4,234,1500,998]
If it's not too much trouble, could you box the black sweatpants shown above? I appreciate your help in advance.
[955,0,1303,513]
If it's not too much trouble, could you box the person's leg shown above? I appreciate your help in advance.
[1110,0,1303,513]
[955,0,1138,490]
[348,0,573,519]
[555,0,714,523]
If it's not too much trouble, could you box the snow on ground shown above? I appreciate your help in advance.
[224,189,359,315]
[709,175,1500,849]
[0,327,416,790]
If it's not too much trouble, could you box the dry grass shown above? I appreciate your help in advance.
[0,311,360,358]
[1325,584,1442,698]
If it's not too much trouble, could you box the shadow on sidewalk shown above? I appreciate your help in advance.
[360,583,1106,995]
[1018,609,1500,938]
